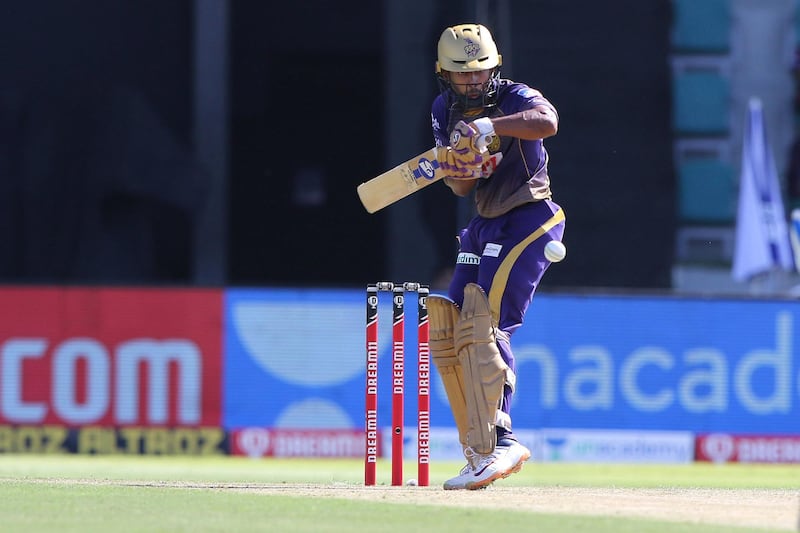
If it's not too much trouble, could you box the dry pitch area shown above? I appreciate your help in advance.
[20,477,800,530]
[217,483,799,531]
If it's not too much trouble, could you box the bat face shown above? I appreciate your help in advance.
[357,148,442,214]
[356,149,503,214]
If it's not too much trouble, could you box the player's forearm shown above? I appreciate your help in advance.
[489,106,558,140]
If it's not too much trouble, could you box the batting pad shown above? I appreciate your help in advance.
[428,295,470,450]
[455,283,511,455]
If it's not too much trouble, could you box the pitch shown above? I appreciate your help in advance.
[1,455,798,532]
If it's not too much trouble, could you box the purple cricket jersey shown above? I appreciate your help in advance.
[432,79,557,218]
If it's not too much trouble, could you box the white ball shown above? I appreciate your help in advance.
[405,478,418,486]
[544,240,567,262]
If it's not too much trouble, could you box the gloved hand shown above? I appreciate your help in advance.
[436,145,484,179]
[451,118,496,154]
[437,118,496,179]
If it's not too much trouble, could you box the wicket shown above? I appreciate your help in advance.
[365,281,430,487]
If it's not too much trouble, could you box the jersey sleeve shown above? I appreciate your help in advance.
[504,84,558,120]
[431,96,449,147]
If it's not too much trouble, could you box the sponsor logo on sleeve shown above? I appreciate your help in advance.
[456,252,481,265]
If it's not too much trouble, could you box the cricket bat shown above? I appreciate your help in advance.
[357,147,442,214]
[356,148,502,213]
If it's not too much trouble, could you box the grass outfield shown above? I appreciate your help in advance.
[0,455,798,532]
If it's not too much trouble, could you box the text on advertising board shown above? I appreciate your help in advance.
[0,287,223,427]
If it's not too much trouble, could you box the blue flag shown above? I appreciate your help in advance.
[732,97,794,281]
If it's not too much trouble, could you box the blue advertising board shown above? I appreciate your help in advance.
[223,289,800,435]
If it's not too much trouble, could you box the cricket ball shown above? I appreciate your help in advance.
[544,240,567,262]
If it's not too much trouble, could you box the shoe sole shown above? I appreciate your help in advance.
[462,450,532,491]
[464,471,505,490]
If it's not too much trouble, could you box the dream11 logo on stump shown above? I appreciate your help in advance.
[0,288,222,428]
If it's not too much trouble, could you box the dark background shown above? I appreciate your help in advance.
[0,0,674,289]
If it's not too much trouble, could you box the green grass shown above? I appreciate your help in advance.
[0,455,798,532]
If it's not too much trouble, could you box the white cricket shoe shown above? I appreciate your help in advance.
[443,439,531,490]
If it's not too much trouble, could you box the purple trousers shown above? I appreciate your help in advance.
[447,199,565,422]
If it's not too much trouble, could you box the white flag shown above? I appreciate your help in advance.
[732,97,794,282]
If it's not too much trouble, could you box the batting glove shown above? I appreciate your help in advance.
[436,145,484,179]
[451,118,496,155]
[437,119,496,179]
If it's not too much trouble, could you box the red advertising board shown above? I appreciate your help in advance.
[0,287,222,428]
[696,433,800,463]
[230,428,366,458]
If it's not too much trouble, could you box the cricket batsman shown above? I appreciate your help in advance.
[427,23,566,490]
